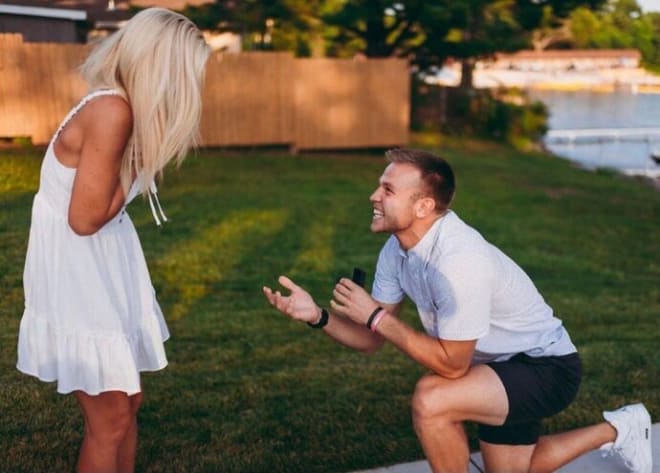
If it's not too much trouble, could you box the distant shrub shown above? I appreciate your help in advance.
[0,136,33,148]
[412,81,548,150]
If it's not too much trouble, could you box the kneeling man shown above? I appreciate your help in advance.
[263,148,652,473]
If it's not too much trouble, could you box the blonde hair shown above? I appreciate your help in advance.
[80,7,211,195]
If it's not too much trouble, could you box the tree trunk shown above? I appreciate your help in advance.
[460,59,475,89]
[365,4,388,57]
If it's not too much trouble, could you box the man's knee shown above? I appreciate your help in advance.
[411,375,452,424]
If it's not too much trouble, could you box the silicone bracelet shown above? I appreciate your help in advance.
[370,309,388,332]
[366,307,384,330]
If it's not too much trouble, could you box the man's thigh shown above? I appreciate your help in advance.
[413,364,509,426]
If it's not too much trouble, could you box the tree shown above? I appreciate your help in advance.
[322,0,429,58]
[569,0,660,68]
[569,6,602,48]
[644,12,660,69]
[420,1,531,88]
[180,0,310,52]
[531,5,573,50]
[416,1,606,87]
[321,0,606,88]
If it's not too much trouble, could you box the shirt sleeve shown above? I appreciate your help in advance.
[371,237,405,304]
[428,251,493,341]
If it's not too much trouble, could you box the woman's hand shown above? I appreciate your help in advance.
[263,276,321,324]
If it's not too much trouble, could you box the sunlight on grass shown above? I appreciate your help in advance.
[154,209,287,320]
[289,216,338,275]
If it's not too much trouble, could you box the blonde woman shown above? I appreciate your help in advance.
[16,8,210,473]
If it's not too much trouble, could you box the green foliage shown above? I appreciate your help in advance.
[180,0,312,52]
[1,143,658,472]
[181,1,611,82]
[570,6,603,46]
[0,137,33,148]
[320,1,606,86]
[322,0,428,58]
[569,0,660,68]
[412,83,548,150]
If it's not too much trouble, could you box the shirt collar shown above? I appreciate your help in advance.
[397,210,452,259]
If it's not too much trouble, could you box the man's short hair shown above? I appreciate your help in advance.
[385,148,456,212]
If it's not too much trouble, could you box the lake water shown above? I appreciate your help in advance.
[528,89,660,177]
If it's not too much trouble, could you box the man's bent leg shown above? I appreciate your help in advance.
[480,423,616,473]
[411,364,509,473]
[480,442,535,473]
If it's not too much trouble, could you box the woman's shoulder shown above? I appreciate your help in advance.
[80,93,133,131]
[85,90,131,112]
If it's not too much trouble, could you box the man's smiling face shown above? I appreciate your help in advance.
[369,162,425,235]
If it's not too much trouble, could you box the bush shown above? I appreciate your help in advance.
[412,80,548,150]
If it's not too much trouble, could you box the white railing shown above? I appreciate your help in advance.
[545,127,660,144]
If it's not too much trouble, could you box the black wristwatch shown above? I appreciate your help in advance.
[307,308,329,329]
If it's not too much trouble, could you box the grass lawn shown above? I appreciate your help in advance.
[1,137,658,472]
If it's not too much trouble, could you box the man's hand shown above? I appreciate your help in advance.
[263,276,321,324]
[330,278,380,326]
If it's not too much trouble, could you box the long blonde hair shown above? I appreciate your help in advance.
[80,7,211,195]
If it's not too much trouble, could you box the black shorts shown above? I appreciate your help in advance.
[478,352,582,445]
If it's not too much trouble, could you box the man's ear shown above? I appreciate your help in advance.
[415,197,436,218]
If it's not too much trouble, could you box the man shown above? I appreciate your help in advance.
[263,148,652,473]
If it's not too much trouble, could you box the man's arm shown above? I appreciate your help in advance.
[263,275,401,353]
[331,279,476,378]
[321,300,401,353]
[374,314,476,378]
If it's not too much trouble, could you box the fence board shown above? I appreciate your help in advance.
[200,51,294,146]
[0,34,87,142]
[293,58,409,150]
[0,34,409,149]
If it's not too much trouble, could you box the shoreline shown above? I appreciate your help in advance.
[478,67,660,92]
[530,82,660,93]
[430,66,660,93]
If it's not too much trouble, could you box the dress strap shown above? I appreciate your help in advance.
[52,89,124,144]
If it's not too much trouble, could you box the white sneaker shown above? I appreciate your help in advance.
[600,403,652,473]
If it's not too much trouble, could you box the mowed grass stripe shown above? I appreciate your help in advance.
[153,209,288,321]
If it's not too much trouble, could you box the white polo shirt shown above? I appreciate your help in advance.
[371,211,577,364]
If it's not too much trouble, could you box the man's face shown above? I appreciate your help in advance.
[369,162,424,234]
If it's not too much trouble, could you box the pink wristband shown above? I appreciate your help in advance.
[370,309,388,332]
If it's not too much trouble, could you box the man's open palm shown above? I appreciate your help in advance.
[263,275,319,323]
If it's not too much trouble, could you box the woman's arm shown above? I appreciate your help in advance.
[68,96,133,236]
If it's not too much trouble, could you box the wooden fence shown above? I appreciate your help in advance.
[0,34,409,150]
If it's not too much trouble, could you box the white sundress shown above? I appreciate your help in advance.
[16,90,170,396]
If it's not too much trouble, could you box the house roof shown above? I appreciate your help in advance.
[131,0,214,10]
[2,1,130,22]
[0,3,86,20]
[1,0,214,22]
[496,49,641,61]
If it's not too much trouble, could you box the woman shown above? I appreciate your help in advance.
[16,8,210,472]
